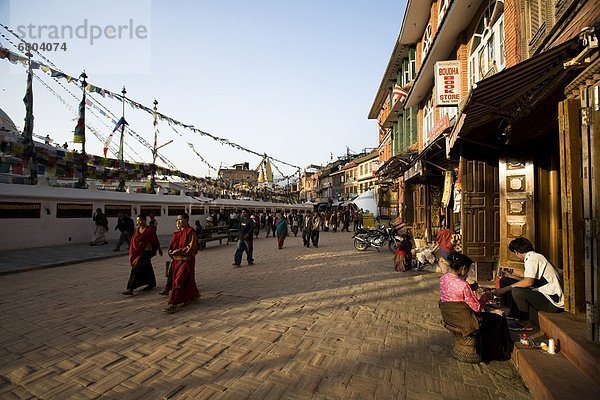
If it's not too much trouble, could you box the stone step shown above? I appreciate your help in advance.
[539,311,600,386]
[512,343,600,399]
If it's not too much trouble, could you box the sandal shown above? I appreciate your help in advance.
[162,305,180,314]
[508,322,533,332]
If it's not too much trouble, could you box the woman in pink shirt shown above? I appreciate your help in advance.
[439,253,487,311]
[439,253,512,362]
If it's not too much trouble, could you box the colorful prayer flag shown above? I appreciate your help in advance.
[103,131,115,157]
[112,116,128,133]
[22,68,35,157]
[392,84,408,104]
[73,94,86,144]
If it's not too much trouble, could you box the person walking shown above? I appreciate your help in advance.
[302,211,313,247]
[194,220,203,237]
[323,210,330,232]
[358,208,364,229]
[233,208,255,267]
[291,211,300,237]
[148,214,158,231]
[271,212,277,238]
[123,214,163,295]
[163,213,199,313]
[352,209,359,232]
[265,212,273,237]
[90,208,109,246]
[252,214,260,238]
[114,213,135,252]
[311,211,322,248]
[342,208,350,232]
[275,212,288,250]
[331,210,338,232]
[260,213,266,235]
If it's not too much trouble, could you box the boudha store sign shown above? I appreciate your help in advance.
[435,60,461,106]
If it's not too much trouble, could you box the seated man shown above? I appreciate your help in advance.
[494,237,563,331]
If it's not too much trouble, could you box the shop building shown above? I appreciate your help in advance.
[370,0,600,346]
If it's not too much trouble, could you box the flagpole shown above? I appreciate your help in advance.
[150,100,173,194]
[23,50,37,185]
[119,86,126,163]
[79,72,87,156]
[79,71,88,187]
[151,99,158,190]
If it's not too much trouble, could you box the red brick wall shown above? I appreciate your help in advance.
[504,0,523,67]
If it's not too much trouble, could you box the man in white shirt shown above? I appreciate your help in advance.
[494,237,563,330]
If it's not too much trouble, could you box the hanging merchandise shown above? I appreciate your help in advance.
[441,170,453,208]
[453,187,462,214]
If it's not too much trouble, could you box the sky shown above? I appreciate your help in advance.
[0,0,406,180]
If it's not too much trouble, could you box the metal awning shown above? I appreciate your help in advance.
[448,35,589,148]
[376,151,417,180]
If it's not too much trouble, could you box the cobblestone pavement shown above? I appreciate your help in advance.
[0,231,531,399]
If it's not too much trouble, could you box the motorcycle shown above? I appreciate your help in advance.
[352,226,401,252]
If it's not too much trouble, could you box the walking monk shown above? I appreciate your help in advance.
[123,214,163,295]
[163,213,199,313]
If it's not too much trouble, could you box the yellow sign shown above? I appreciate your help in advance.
[363,213,375,228]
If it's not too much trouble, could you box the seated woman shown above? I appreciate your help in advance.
[439,253,512,363]
[394,232,413,272]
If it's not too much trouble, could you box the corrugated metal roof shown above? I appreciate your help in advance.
[450,37,585,146]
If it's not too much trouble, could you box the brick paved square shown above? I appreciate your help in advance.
[0,231,531,399]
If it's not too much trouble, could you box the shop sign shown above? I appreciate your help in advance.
[435,60,461,105]
[428,114,450,141]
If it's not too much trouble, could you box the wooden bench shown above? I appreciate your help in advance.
[198,226,231,250]
[228,229,239,243]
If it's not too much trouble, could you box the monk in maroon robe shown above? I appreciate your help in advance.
[163,213,199,313]
[123,214,163,295]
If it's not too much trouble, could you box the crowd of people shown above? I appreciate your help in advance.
[109,206,362,314]
[197,207,362,240]
[103,205,564,361]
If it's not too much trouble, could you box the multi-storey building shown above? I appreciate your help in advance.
[371,0,599,342]
[342,159,358,199]
[354,150,379,195]
[217,162,258,187]
[299,165,320,202]
[319,160,346,201]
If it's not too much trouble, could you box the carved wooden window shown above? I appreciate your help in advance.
[468,0,505,88]
[423,97,435,145]
[527,0,543,40]
[422,24,433,60]
[525,0,548,52]
[402,47,417,87]
[438,0,451,27]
